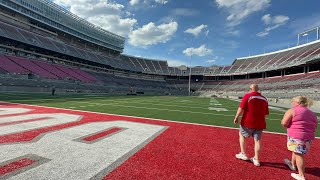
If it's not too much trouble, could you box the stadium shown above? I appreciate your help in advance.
[0,0,319,179]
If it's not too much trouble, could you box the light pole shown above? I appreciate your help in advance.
[188,54,192,96]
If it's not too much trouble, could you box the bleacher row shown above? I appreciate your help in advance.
[171,71,320,92]
[186,40,320,76]
[0,54,182,94]
[0,55,96,82]
[230,41,320,74]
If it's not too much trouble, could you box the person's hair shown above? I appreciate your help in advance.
[293,96,313,107]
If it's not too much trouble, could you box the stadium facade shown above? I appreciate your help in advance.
[0,0,320,99]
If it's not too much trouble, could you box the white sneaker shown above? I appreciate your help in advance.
[250,157,260,166]
[291,173,305,180]
[284,159,297,171]
[236,152,248,160]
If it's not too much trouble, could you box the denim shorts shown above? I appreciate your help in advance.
[239,125,263,140]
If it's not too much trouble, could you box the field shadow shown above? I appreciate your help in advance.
[260,162,320,177]
[260,162,288,170]
[305,167,320,177]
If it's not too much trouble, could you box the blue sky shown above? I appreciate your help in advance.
[53,0,320,66]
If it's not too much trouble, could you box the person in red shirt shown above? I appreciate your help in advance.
[234,84,269,166]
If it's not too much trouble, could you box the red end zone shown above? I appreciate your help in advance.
[0,102,319,180]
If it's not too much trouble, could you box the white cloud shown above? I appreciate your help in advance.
[129,0,140,6]
[206,56,223,64]
[184,24,208,37]
[53,0,71,7]
[206,59,216,63]
[129,0,169,6]
[155,0,169,4]
[261,14,272,25]
[183,44,213,57]
[53,0,137,37]
[262,14,289,25]
[226,29,240,36]
[88,15,137,37]
[273,15,290,24]
[257,14,289,37]
[205,30,210,36]
[256,31,270,37]
[128,21,178,47]
[167,60,186,66]
[215,0,271,26]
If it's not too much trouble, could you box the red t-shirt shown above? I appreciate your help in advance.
[239,92,269,129]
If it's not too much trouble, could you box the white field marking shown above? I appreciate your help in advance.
[179,100,192,102]
[79,101,217,111]
[0,120,165,180]
[112,98,210,106]
[13,96,212,108]
[83,99,214,109]
[208,99,228,112]
[1,101,319,139]
[80,102,230,116]
[212,98,285,116]
[0,113,81,136]
[269,106,287,112]
[208,107,228,112]
[216,98,319,123]
[0,108,32,116]
[210,103,222,106]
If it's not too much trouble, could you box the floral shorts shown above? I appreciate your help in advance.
[287,136,312,155]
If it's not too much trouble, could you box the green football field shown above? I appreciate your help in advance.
[0,93,319,137]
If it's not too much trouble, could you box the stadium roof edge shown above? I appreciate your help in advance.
[236,39,320,60]
[121,54,168,62]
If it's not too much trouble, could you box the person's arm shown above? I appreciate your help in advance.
[281,109,294,128]
[235,94,248,124]
[265,102,269,116]
[234,107,244,124]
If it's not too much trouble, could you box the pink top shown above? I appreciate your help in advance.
[287,106,318,141]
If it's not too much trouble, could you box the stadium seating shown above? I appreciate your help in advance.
[229,41,320,75]
[8,56,59,79]
[0,55,29,74]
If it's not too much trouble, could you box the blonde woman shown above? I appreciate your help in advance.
[281,96,318,180]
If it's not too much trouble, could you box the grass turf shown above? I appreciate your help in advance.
[0,93,318,137]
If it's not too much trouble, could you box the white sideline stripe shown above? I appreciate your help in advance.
[1,101,318,139]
